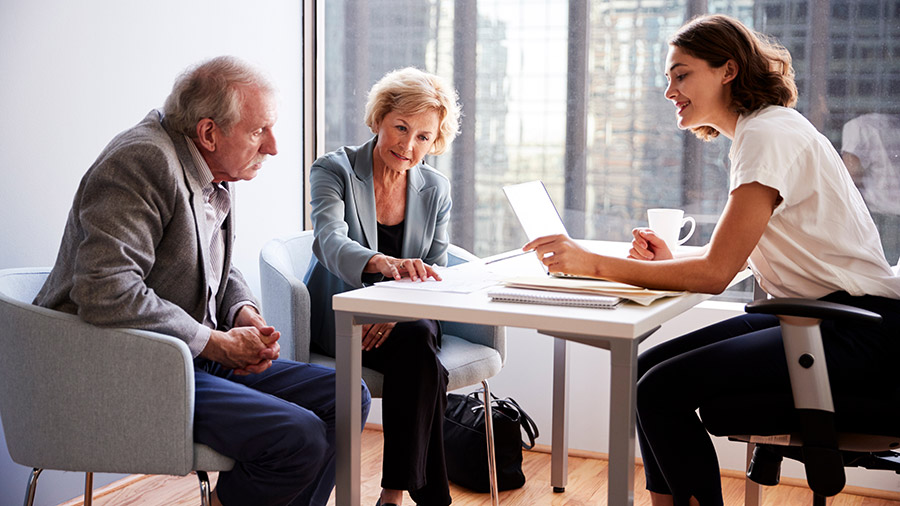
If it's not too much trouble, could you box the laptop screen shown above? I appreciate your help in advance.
[502,180,568,241]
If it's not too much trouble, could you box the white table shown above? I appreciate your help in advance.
[332,241,750,505]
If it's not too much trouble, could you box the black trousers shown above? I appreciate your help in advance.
[363,319,451,506]
[635,292,900,506]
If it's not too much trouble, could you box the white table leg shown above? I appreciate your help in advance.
[551,337,570,492]
[608,338,638,506]
[335,310,362,506]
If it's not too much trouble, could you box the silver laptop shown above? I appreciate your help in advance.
[502,180,568,241]
[503,180,603,279]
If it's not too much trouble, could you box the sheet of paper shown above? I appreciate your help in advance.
[375,262,501,293]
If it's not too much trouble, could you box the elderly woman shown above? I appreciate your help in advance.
[304,67,461,506]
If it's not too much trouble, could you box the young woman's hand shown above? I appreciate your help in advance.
[629,228,674,261]
[523,234,600,277]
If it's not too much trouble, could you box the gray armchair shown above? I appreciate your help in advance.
[259,231,507,502]
[258,231,507,393]
[0,267,234,506]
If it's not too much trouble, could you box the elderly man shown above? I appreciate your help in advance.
[34,56,370,506]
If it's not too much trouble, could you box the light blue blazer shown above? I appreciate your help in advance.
[304,137,452,356]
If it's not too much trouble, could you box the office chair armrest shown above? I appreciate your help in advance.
[260,243,312,363]
[0,300,196,475]
[745,297,881,413]
[745,298,882,323]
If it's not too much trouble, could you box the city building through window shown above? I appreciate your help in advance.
[322,0,900,301]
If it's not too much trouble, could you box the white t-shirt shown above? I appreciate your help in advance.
[729,106,900,299]
[841,113,900,215]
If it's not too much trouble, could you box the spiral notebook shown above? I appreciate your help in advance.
[487,287,623,309]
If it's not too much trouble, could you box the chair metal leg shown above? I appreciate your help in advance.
[84,472,93,506]
[482,379,500,506]
[23,468,42,506]
[744,443,762,506]
[197,470,213,506]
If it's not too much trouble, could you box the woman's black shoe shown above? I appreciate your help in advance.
[375,498,399,506]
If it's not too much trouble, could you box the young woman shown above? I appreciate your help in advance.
[524,14,900,505]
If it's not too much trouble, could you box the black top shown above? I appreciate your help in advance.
[377,220,405,258]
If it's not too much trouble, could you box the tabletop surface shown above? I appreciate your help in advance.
[332,241,750,342]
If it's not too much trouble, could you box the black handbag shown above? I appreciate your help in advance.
[443,390,539,492]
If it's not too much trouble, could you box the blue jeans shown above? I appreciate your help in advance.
[193,358,371,506]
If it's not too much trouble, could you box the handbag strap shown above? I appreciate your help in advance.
[494,397,539,449]
[449,391,480,419]
[467,390,540,450]
[470,389,499,405]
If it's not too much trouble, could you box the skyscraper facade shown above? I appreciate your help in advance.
[323,0,900,294]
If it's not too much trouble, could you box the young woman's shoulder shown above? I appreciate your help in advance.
[730,106,820,186]
[738,106,816,143]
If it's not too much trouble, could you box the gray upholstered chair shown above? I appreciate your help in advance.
[259,231,507,501]
[0,267,234,506]
[258,230,507,394]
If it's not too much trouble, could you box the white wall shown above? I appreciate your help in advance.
[0,0,304,294]
[0,1,303,504]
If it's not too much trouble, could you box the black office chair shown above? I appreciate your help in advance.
[699,297,900,505]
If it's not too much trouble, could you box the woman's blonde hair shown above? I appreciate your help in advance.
[670,14,798,141]
[364,67,462,155]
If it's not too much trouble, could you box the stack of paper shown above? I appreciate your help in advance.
[501,276,683,306]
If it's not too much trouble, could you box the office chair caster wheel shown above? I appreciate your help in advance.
[747,444,783,486]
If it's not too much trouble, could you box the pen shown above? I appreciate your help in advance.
[484,250,531,264]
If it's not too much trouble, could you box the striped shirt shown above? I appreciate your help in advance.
[184,136,255,357]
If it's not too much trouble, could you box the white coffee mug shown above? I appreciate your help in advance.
[647,208,696,249]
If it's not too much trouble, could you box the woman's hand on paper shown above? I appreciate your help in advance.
[362,322,396,351]
[366,253,442,282]
[629,228,673,261]
[523,234,599,277]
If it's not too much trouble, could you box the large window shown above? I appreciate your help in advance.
[322,0,900,301]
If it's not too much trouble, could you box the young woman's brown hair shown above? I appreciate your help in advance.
[670,14,798,140]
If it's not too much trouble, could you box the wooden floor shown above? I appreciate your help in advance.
[59,428,900,506]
